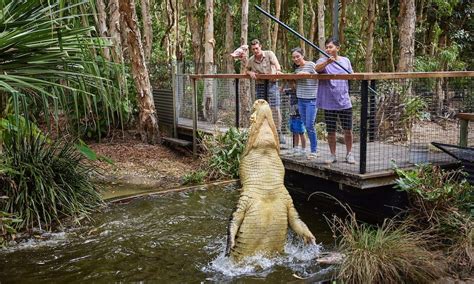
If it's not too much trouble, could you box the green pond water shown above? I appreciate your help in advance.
[0,183,336,283]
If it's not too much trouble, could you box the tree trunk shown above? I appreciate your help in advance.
[240,0,251,127]
[365,0,376,72]
[298,0,305,54]
[318,0,326,57]
[326,0,332,35]
[119,0,159,144]
[108,0,123,63]
[397,0,416,72]
[271,0,282,52]
[140,0,153,63]
[162,0,177,62]
[338,0,347,46]
[277,0,288,66]
[260,0,271,48]
[175,0,183,62]
[203,0,214,121]
[95,0,110,60]
[184,0,202,73]
[418,0,428,55]
[224,3,235,74]
[386,0,395,72]
[308,0,317,60]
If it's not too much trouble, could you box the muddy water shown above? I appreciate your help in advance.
[0,183,335,283]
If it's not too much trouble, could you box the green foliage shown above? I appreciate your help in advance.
[415,44,466,71]
[0,0,131,140]
[329,211,446,283]
[0,114,44,145]
[0,210,21,247]
[430,0,460,17]
[395,165,472,210]
[394,165,473,274]
[402,95,428,140]
[0,129,104,231]
[201,127,248,179]
[315,122,327,141]
[182,170,207,185]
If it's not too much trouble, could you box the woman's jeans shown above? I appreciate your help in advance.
[298,98,318,153]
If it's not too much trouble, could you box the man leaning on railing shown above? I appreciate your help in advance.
[244,38,285,144]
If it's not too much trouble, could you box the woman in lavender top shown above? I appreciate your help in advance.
[315,38,355,164]
[291,47,319,159]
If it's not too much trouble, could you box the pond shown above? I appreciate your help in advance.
[0,183,336,283]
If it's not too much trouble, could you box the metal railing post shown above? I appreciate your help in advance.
[369,80,376,142]
[192,78,198,157]
[460,119,469,147]
[235,78,240,128]
[264,79,269,102]
[360,80,369,174]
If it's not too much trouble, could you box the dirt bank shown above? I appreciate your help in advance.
[88,135,202,198]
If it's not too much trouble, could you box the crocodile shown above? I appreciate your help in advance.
[226,99,316,261]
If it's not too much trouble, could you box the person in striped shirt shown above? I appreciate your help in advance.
[291,47,319,159]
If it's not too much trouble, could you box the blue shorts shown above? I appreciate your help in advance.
[255,82,280,107]
[290,116,305,134]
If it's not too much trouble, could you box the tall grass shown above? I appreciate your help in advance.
[328,211,446,283]
[395,165,474,275]
[0,128,104,231]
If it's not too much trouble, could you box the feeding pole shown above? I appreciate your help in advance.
[254,5,351,74]
[254,4,378,96]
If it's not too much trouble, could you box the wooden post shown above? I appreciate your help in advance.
[192,78,198,157]
[172,62,177,138]
[456,113,474,147]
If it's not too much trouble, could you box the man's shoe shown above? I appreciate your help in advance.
[346,152,356,164]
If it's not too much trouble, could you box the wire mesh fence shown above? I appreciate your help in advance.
[174,72,473,174]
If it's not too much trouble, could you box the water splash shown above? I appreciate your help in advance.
[1,232,69,252]
[202,233,326,280]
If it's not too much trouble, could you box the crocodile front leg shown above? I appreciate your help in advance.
[286,191,316,245]
[226,194,249,256]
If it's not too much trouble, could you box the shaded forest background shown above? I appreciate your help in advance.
[150,0,472,79]
[0,0,472,142]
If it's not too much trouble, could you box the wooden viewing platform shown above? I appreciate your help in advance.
[280,142,455,189]
[159,71,474,189]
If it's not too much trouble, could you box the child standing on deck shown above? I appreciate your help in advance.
[287,87,306,155]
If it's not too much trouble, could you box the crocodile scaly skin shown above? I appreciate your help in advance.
[226,100,316,261]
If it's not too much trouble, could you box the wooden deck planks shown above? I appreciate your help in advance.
[177,117,458,188]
